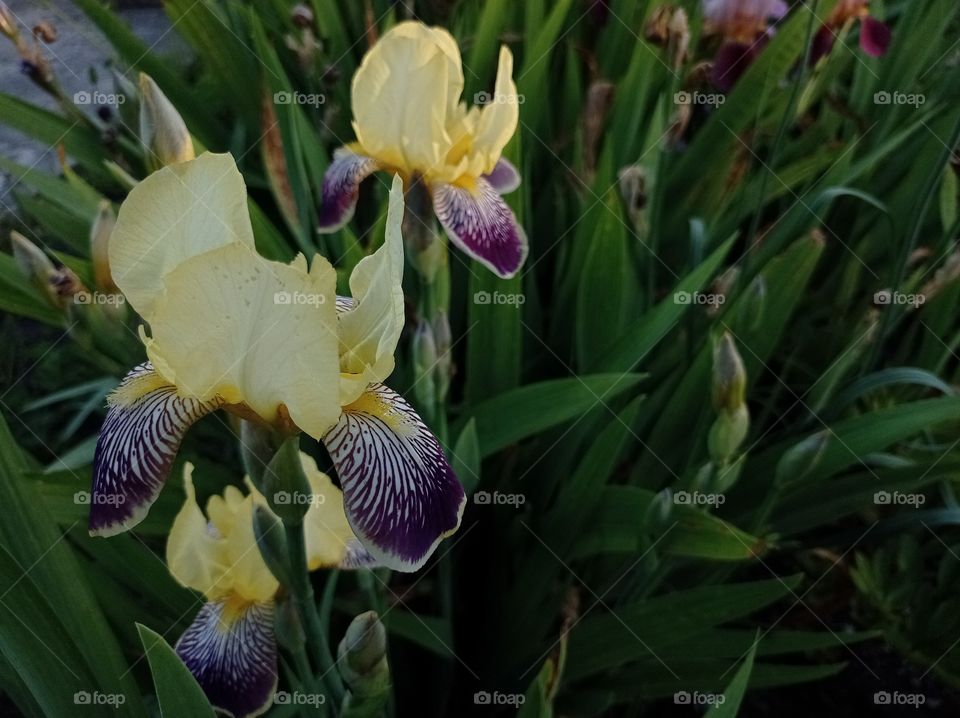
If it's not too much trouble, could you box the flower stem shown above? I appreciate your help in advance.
[284,521,346,705]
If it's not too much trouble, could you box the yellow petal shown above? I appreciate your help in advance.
[145,242,341,439]
[338,174,405,405]
[109,152,254,319]
[470,46,519,175]
[215,491,278,603]
[351,21,463,173]
[299,454,362,570]
[166,463,230,600]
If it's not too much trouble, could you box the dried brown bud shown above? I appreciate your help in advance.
[32,21,57,43]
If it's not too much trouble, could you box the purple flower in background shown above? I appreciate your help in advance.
[810,0,891,64]
[702,0,789,91]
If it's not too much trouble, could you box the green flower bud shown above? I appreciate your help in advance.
[712,332,747,413]
[774,431,829,488]
[412,319,437,419]
[11,231,83,311]
[252,504,292,587]
[262,436,312,525]
[708,404,749,463]
[139,72,194,170]
[273,594,306,652]
[338,611,390,718]
[432,310,452,401]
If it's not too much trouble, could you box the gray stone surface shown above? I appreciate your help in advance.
[0,0,183,208]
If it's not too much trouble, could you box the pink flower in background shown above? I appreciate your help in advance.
[810,0,891,63]
[703,0,789,91]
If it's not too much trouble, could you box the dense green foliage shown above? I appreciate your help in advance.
[2,0,960,715]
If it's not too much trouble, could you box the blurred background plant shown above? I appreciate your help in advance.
[1,0,960,715]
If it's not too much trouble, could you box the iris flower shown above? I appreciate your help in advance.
[317,21,527,279]
[167,454,373,718]
[90,152,465,571]
[810,0,891,64]
[702,0,788,91]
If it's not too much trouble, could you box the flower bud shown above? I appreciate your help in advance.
[273,594,306,651]
[139,72,194,170]
[708,404,749,463]
[412,319,437,418]
[252,504,292,587]
[711,332,746,413]
[338,611,390,716]
[774,431,829,487]
[262,437,312,525]
[90,200,118,293]
[11,230,81,310]
[0,3,16,39]
[432,310,452,401]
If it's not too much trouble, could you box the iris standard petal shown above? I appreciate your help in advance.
[90,363,221,537]
[109,152,254,319]
[144,242,341,440]
[298,454,379,570]
[483,157,521,195]
[470,46,520,175]
[322,383,465,572]
[337,174,405,405]
[351,21,462,172]
[432,176,528,279]
[166,463,230,598]
[175,598,278,718]
[317,147,381,233]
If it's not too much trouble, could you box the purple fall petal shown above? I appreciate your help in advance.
[860,16,891,57]
[322,383,466,572]
[317,148,381,233]
[432,177,528,278]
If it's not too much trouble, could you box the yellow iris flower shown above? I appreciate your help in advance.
[318,21,527,278]
[91,151,465,575]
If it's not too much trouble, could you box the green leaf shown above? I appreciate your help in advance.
[451,418,481,494]
[457,374,644,458]
[566,576,801,680]
[137,624,216,718]
[705,636,757,717]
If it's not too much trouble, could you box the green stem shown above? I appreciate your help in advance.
[291,647,330,718]
[284,522,346,704]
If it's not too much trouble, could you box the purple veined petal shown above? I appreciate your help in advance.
[432,177,528,279]
[90,362,220,537]
[859,16,891,58]
[483,157,521,195]
[317,148,381,233]
[809,25,837,65]
[711,40,763,92]
[175,598,278,718]
[322,383,466,572]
